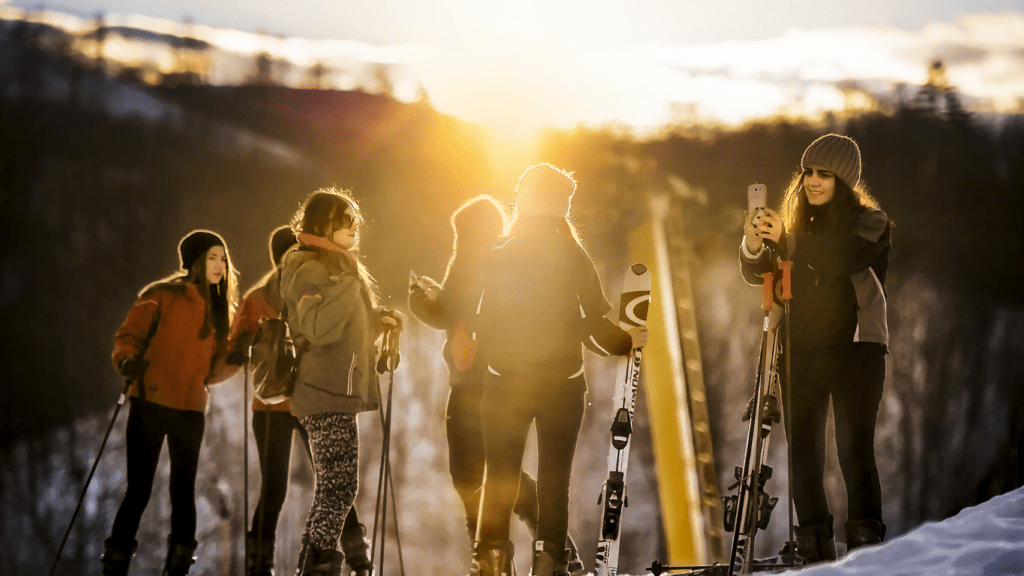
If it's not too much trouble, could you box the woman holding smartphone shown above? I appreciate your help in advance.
[408,195,585,575]
[740,134,891,562]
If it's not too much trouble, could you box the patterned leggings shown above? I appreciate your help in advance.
[299,413,359,551]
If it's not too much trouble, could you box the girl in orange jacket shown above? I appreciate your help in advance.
[102,229,237,576]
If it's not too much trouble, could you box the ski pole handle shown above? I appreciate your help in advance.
[376,326,401,374]
[778,261,792,301]
[761,271,774,311]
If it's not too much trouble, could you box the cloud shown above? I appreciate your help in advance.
[4,6,1023,133]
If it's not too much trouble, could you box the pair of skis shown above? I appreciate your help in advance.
[647,252,797,576]
[720,260,797,576]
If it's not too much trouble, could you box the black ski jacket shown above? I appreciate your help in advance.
[740,205,890,351]
[471,221,631,394]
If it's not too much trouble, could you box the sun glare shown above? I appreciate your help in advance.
[4,5,1023,134]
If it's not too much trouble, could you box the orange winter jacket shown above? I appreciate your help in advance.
[228,269,292,412]
[112,282,226,412]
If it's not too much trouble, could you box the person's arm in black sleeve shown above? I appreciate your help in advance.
[408,275,448,330]
[790,208,890,277]
[577,256,633,356]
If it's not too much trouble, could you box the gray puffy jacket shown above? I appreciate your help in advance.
[281,244,381,417]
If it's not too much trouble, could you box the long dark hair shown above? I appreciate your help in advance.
[779,170,881,234]
[442,194,508,286]
[142,243,238,342]
[291,187,378,306]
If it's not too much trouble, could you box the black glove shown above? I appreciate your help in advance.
[119,355,142,378]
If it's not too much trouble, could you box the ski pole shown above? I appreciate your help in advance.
[371,323,404,576]
[48,378,133,576]
[778,259,797,559]
[243,347,249,564]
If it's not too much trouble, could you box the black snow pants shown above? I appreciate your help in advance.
[476,377,586,549]
[784,343,886,528]
[107,398,205,548]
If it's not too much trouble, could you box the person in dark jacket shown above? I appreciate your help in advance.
[103,229,238,576]
[471,164,648,576]
[225,226,372,576]
[280,188,402,576]
[408,195,584,576]
[740,134,890,562]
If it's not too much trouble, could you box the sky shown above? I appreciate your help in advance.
[4,0,1024,137]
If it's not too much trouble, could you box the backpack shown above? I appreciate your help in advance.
[249,270,305,404]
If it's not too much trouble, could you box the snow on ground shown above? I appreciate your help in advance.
[734,485,1024,576]
[612,485,1023,576]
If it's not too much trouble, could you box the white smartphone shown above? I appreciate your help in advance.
[749,182,765,218]
[747,183,767,212]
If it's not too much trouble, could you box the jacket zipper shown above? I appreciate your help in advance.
[347,353,356,396]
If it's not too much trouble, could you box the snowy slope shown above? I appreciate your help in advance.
[758,486,1024,576]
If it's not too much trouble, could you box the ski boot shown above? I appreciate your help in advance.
[776,539,800,567]
[339,524,373,576]
[161,537,198,576]
[530,540,569,576]
[296,534,344,576]
[794,517,837,565]
[100,538,137,576]
[512,489,582,576]
[845,518,886,552]
[478,539,516,576]
[246,532,276,576]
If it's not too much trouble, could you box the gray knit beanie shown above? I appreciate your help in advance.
[801,134,862,189]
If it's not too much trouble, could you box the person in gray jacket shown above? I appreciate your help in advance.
[741,134,890,563]
[280,188,401,576]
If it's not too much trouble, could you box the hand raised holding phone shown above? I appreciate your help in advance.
[744,184,782,253]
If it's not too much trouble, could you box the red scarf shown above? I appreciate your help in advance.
[297,233,357,265]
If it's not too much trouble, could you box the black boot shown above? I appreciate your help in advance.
[100,538,137,576]
[845,518,886,552]
[478,540,515,576]
[795,519,837,565]
[340,525,373,576]
[161,538,198,576]
[530,540,569,576]
[247,533,276,576]
[296,534,344,576]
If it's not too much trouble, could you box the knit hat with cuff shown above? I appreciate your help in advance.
[801,134,862,189]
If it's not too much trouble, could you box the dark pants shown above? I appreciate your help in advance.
[784,343,885,527]
[476,380,586,548]
[446,385,539,537]
[250,410,363,542]
[108,398,205,547]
